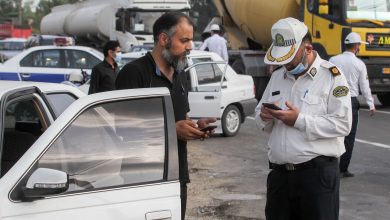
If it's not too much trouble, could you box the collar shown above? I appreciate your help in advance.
[343,51,356,57]
[146,52,162,77]
[305,53,322,79]
[283,53,322,80]
[103,59,117,69]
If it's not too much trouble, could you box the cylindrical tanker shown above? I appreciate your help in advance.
[223,0,301,48]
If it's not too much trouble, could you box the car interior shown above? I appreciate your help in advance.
[1,97,47,177]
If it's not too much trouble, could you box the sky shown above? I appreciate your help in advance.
[23,0,40,12]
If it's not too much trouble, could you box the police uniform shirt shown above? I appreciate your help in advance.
[88,60,119,94]
[330,51,375,110]
[255,53,352,164]
[116,52,191,182]
[199,34,229,61]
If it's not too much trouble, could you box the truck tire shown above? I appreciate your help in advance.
[378,93,390,106]
[222,105,241,137]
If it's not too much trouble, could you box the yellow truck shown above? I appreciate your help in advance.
[212,0,390,105]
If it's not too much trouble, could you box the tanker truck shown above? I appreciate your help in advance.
[40,0,190,52]
[211,0,390,106]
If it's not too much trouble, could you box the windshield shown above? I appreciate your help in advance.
[0,41,25,50]
[129,11,165,35]
[346,0,390,21]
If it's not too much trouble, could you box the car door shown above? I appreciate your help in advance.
[186,55,226,121]
[17,49,69,83]
[0,88,180,220]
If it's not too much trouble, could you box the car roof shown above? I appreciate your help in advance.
[0,38,27,42]
[0,81,85,98]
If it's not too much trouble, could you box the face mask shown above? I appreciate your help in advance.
[287,48,308,75]
[114,52,122,63]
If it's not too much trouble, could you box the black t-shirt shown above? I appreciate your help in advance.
[116,52,190,182]
[88,60,119,94]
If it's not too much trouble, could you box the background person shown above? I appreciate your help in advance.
[255,17,352,220]
[88,41,121,94]
[329,32,376,178]
[199,24,229,61]
[115,12,216,219]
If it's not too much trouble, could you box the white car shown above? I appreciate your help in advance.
[0,43,103,82]
[0,81,181,219]
[0,38,27,62]
[77,50,257,136]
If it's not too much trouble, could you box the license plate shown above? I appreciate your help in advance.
[383,68,390,74]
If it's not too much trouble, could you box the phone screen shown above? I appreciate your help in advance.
[262,103,282,110]
[200,125,217,132]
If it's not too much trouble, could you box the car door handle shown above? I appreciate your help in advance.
[204,96,215,100]
[146,210,172,220]
[20,73,31,78]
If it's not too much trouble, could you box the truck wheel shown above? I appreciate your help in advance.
[222,105,241,137]
[378,93,390,106]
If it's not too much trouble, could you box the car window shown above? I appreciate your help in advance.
[20,49,63,68]
[191,57,224,85]
[66,50,101,69]
[1,97,47,177]
[34,97,166,193]
[45,93,78,118]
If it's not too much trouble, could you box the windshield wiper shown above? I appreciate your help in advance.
[347,19,385,27]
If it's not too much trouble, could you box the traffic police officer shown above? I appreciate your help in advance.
[330,32,376,178]
[255,17,352,220]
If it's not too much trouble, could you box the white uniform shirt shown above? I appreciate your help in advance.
[255,54,352,164]
[199,34,229,61]
[329,51,375,110]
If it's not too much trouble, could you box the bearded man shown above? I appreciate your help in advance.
[115,12,215,220]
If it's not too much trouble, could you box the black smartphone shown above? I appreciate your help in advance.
[262,103,282,110]
[200,125,217,132]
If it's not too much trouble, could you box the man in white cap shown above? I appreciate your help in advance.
[329,32,376,178]
[255,17,352,220]
[199,24,229,61]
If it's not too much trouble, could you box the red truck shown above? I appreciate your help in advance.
[0,23,32,39]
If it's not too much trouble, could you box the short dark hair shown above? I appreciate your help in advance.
[345,43,357,49]
[153,11,194,43]
[103,41,120,57]
[302,31,312,44]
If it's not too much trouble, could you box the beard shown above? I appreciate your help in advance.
[162,45,188,73]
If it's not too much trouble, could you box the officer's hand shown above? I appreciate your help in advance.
[260,105,275,122]
[369,107,376,117]
[269,101,299,126]
[176,120,206,141]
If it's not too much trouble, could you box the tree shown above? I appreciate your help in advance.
[23,0,85,31]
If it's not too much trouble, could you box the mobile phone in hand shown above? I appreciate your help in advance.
[200,125,217,132]
[262,103,282,110]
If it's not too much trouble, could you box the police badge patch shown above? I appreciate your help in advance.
[333,86,349,97]
[309,68,317,77]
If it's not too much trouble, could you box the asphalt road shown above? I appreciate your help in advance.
[186,96,390,220]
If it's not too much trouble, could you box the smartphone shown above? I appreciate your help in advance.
[200,125,217,132]
[262,103,282,110]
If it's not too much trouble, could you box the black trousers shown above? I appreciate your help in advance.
[181,182,187,220]
[340,97,360,172]
[266,158,340,220]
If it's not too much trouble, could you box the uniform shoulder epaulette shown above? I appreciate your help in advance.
[321,61,340,77]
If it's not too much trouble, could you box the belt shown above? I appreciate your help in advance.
[269,156,336,172]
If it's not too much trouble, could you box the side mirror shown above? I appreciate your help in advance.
[22,168,68,200]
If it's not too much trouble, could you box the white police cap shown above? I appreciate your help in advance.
[265,17,308,65]
[344,32,368,44]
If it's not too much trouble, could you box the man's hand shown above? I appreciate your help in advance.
[369,107,376,117]
[176,119,206,141]
[197,117,217,138]
[268,101,300,127]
